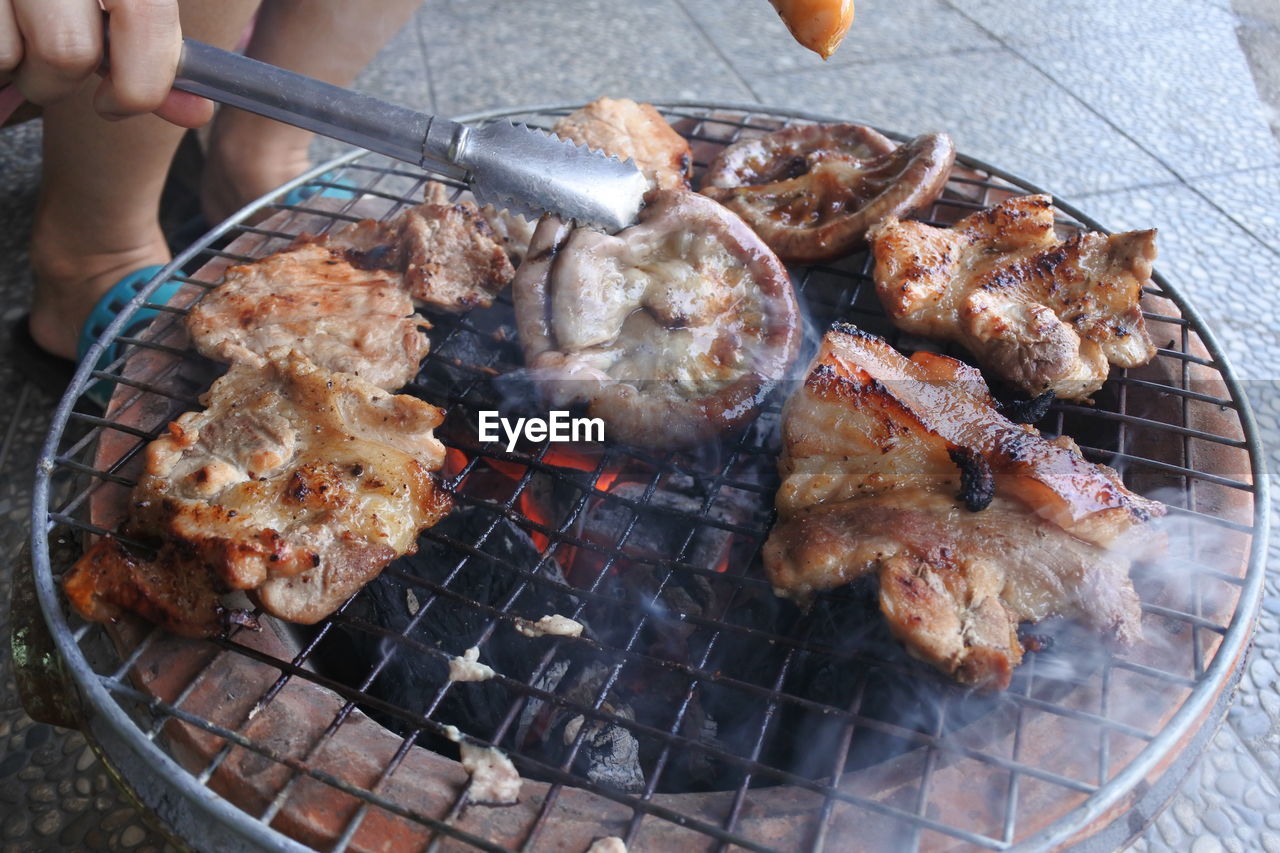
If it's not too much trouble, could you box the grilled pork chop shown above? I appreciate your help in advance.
[868,194,1157,399]
[64,350,452,635]
[763,325,1165,689]
[186,242,430,390]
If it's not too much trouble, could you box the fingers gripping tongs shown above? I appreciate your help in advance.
[171,39,647,232]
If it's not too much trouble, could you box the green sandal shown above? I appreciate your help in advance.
[76,265,184,407]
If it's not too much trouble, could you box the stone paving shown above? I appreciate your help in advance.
[1,0,1277,850]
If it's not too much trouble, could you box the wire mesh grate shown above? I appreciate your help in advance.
[29,104,1268,853]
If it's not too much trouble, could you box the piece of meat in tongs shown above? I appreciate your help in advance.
[467,99,693,267]
[868,194,1158,399]
[763,325,1166,689]
[512,189,803,448]
[64,349,452,636]
[171,37,647,231]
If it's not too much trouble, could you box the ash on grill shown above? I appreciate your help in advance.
[319,508,581,748]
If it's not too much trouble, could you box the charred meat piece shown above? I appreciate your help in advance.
[868,194,1158,399]
[63,535,258,638]
[304,192,515,314]
[512,189,802,448]
[186,242,430,391]
[62,350,452,635]
[552,97,693,191]
[702,124,955,263]
[763,325,1165,689]
[996,389,1056,425]
[768,492,1143,690]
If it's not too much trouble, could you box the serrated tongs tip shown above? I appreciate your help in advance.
[455,120,647,233]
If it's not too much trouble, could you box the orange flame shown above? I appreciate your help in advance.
[713,541,731,573]
[517,488,552,552]
[479,445,627,556]
[486,445,620,493]
[443,447,469,482]
[466,446,679,582]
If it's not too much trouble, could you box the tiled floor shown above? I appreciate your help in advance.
[2,1,1277,850]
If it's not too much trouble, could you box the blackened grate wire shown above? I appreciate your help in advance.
[29,104,1268,853]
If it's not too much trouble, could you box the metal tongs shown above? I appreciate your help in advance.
[171,39,648,232]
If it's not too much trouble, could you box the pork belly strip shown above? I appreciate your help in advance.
[868,193,1158,399]
[764,325,1165,689]
[63,350,452,635]
[186,242,430,390]
[778,324,1164,548]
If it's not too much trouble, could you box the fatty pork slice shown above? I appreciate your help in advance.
[763,324,1165,689]
[512,189,802,448]
[63,350,452,635]
[868,194,1157,399]
[186,242,429,390]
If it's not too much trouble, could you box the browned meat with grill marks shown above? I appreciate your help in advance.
[399,199,515,312]
[703,123,955,263]
[62,350,452,636]
[868,194,1158,399]
[552,97,693,191]
[186,242,429,391]
[763,325,1165,689]
[307,192,515,314]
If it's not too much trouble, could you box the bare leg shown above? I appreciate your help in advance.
[29,0,260,360]
[201,0,425,223]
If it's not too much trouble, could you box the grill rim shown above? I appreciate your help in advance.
[26,100,1271,852]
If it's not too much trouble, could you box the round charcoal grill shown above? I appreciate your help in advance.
[25,104,1270,852]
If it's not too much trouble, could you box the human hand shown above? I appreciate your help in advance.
[0,0,211,126]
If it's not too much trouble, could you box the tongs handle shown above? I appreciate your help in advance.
[173,38,470,181]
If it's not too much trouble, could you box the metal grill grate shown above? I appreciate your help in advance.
[29,104,1269,853]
